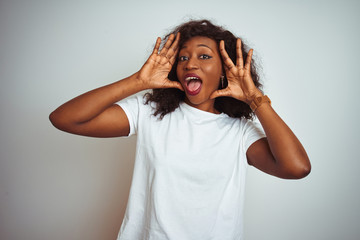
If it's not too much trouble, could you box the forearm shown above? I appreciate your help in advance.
[50,72,145,125]
[254,101,311,176]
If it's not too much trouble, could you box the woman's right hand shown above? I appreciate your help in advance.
[137,33,184,91]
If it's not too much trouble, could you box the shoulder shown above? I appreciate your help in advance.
[117,93,155,114]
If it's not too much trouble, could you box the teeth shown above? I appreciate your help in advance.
[185,76,200,81]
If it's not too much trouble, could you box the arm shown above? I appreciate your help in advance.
[210,39,311,179]
[247,102,311,179]
[50,33,183,137]
[49,74,143,137]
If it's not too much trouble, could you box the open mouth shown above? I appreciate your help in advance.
[184,74,202,96]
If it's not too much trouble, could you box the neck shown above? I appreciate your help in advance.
[184,98,220,114]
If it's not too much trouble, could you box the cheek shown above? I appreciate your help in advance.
[176,64,182,80]
[204,64,222,83]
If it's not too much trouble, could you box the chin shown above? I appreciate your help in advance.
[186,94,212,105]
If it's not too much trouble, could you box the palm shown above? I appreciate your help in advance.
[210,39,261,105]
[139,53,174,87]
[138,34,183,90]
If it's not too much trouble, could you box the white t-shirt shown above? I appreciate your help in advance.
[116,95,265,240]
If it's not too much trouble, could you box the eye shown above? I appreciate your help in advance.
[200,54,212,60]
[179,56,188,61]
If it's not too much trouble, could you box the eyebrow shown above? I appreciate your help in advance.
[180,44,213,51]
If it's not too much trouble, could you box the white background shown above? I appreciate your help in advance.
[1,0,359,239]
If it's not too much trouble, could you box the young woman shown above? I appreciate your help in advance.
[50,19,311,240]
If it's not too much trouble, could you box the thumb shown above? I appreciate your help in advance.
[163,79,184,91]
[209,88,230,99]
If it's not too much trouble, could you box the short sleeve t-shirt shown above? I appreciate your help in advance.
[116,94,265,240]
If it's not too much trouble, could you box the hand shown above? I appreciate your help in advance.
[210,39,262,105]
[137,33,184,91]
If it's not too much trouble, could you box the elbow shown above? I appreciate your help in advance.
[49,110,69,131]
[284,150,311,179]
[292,163,311,179]
[49,109,84,135]
[303,162,312,177]
[286,159,311,179]
[49,110,61,130]
[49,111,56,125]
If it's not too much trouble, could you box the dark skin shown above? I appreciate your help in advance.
[50,33,311,179]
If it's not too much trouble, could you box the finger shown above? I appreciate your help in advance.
[159,34,175,56]
[163,79,184,91]
[166,33,180,60]
[168,47,179,66]
[245,49,253,71]
[236,38,243,67]
[152,37,161,55]
[173,81,184,91]
[219,40,235,70]
[169,32,180,53]
[209,88,231,99]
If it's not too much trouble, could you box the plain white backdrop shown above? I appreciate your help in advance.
[1,0,359,239]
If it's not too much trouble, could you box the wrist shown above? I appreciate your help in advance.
[245,90,263,105]
[121,72,149,93]
[249,94,271,112]
[134,72,151,90]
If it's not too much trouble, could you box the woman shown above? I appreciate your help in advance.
[50,19,311,240]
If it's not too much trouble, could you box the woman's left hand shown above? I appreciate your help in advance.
[210,39,262,105]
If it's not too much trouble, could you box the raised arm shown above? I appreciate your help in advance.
[50,33,183,137]
[211,39,311,179]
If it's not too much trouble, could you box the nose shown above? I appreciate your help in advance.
[184,57,199,70]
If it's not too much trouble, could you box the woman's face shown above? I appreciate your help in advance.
[176,36,223,113]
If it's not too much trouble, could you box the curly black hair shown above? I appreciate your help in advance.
[145,19,262,119]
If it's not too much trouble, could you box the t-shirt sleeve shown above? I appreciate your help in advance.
[116,95,142,137]
[242,119,266,152]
